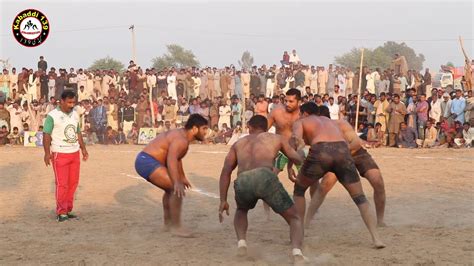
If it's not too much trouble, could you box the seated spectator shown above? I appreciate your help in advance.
[357,123,368,140]
[127,123,139,144]
[164,120,172,132]
[454,122,473,148]
[0,125,8,145]
[416,120,437,148]
[105,126,118,145]
[366,123,384,148]
[8,127,21,145]
[156,121,165,134]
[83,126,98,145]
[398,122,417,148]
[205,125,219,144]
[20,123,30,143]
[116,128,127,144]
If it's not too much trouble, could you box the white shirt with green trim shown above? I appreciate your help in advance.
[43,107,81,153]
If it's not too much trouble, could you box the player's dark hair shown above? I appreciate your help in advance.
[286,88,301,100]
[318,105,330,118]
[248,115,268,131]
[61,90,76,100]
[185,114,208,130]
[300,102,319,115]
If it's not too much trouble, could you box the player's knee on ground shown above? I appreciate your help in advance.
[352,194,368,205]
[293,183,308,197]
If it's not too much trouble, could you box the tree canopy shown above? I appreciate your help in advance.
[89,56,125,72]
[238,51,254,70]
[334,42,425,71]
[152,44,200,70]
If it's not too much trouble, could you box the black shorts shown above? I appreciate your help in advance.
[300,141,360,184]
[352,148,379,176]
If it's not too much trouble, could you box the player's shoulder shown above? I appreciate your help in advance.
[270,105,285,115]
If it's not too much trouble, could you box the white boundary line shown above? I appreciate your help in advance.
[120,173,219,199]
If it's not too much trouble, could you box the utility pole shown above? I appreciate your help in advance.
[354,48,364,129]
[129,25,137,63]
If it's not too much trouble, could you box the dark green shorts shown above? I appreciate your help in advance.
[234,167,293,213]
[274,150,306,172]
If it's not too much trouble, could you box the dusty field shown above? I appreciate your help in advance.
[0,144,473,265]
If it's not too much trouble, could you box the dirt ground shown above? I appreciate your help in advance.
[0,144,473,265]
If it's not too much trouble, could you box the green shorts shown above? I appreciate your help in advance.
[274,149,308,172]
[234,167,293,213]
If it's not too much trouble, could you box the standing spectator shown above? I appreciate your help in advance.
[218,100,231,130]
[37,56,48,72]
[7,101,22,132]
[280,51,290,66]
[429,93,442,124]
[0,69,9,99]
[318,66,328,95]
[423,68,432,97]
[289,49,300,65]
[265,68,275,98]
[43,90,88,222]
[209,101,219,129]
[9,68,18,97]
[119,100,135,134]
[135,96,148,128]
[374,93,389,142]
[167,70,177,100]
[326,65,336,95]
[250,69,261,96]
[240,69,250,99]
[231,97,242,128]
[213,69,221,97]
[441,92,452,123]
[89,100,107,143]
[386,94,407,147]
[451,89,466,124]
[416,94,429,139]
[328,97,339,120]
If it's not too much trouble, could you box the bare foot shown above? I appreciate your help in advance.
[293,254,309,265]
[161,224,170,232]
[237,246,247,257]
[377,221,387,227]
[170,227,195,238]
[373,239,386,249]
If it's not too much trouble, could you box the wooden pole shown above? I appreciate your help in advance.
[459,36,471,61]
[241,82,247,133]
[459,36,473,91]
[354,48,364,129]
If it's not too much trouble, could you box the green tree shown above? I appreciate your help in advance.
[152,44,200,70]
[335,42,425,71]
[445,61,454,67]
[89,56,124,72]
[238,51,254,70]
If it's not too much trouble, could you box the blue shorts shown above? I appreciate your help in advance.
[135,151,162,181]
